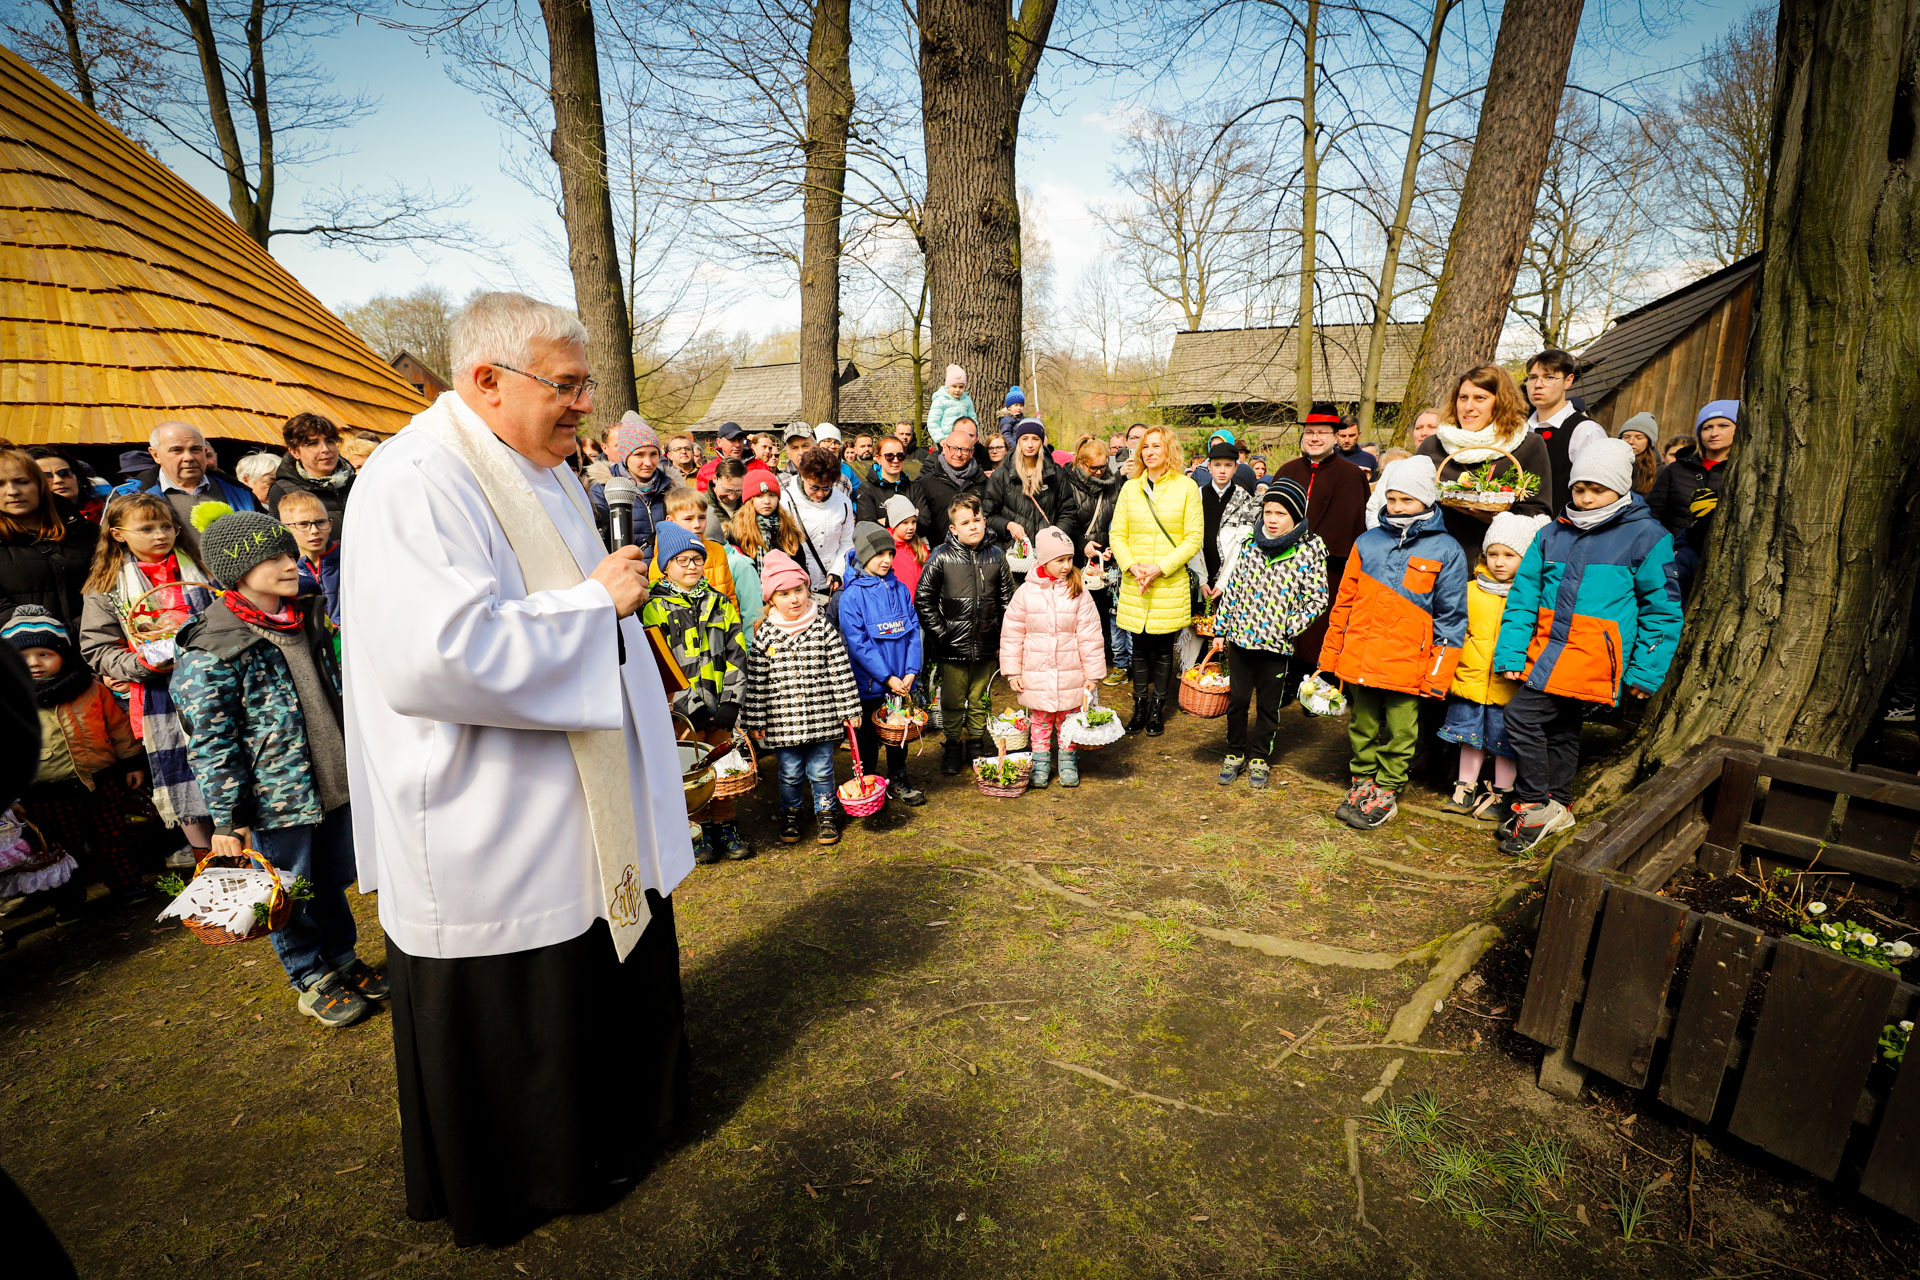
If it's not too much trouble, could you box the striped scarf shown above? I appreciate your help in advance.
[116,553,212,826]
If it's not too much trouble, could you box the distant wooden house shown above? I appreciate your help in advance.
[390,350,450,401]
[0,47,426,446]
[1158,321,1423,424]
[693,360,917,437]
[1575,255,1761,433]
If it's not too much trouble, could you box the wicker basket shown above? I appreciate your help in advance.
[838,727,889,816]
[1062,692,1125,751]
[177,849,293,946]
[986,709,1030,753]
[118,580,215,665]
[1179,664,1232,718]
[973,752,1033,798]
[710,733,759,800]
[872,705,926,746]
[1436,444,1538,514]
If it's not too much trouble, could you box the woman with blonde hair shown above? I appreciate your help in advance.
[983,417,1080,557]
[1413,363,1553,558]
[1109,424,1202,736]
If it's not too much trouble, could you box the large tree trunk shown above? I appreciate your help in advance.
[799,0,852,426]
[1399,0,1583,415]
[1293,0,1319,423]
[541,0,638,425]
[1591,0,1920,798]
[919,0,1056,418]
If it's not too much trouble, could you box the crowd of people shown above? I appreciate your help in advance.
[0,341,1741,1016]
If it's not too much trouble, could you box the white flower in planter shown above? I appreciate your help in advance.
[1860,932,1880,948]
[1903,1021,1916,1032]
[1807,901,1828,916]
[1892,941,1915,960]
[1822,923,1840,938]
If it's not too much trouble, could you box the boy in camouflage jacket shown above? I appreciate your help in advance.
[173,506,384,1030]
[642,522,749,862]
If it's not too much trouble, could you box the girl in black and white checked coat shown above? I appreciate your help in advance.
[743,551,864,845]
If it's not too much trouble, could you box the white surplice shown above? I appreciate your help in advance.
[341,395,694,960]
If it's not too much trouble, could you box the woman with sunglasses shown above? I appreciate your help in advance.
[855,436,934,531]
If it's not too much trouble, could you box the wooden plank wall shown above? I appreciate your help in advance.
[1590,277,1757,433]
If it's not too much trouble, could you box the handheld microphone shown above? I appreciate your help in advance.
[605,478,637,550]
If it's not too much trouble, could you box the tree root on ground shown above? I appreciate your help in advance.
[1356,854,1489,883]
[1384,923,1504,1044]
[1345,1117,1382,1235]
[1044,1059,1238,1118]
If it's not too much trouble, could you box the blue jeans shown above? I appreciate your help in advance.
[253,806,360,990]
[1105,593,1133,669]
[774,741,838,813]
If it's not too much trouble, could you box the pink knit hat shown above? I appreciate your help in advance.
[760,550,809,597]
[605,411,660,465]
[1033,526,1074,565]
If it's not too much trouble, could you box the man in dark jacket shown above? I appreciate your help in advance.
[915,417,989,547]
[266,412,356,525]
[913,493,1013,776]
[1648,399,1737,594]
[1272,417,1370,689]
[856,434,934,530]
[114,421,260,523]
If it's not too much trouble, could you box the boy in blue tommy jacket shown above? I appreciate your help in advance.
[837,521,926,812]
[1494,440,1684,853]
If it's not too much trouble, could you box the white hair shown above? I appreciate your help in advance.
[235,452,282,485]
[448,292,590,381]
[150,421,206,448]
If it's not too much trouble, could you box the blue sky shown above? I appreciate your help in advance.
[147,1,1758,340]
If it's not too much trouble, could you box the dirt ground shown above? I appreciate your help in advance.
[3,696,1916,1279]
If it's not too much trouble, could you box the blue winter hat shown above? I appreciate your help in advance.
[1695,400,1740,430]
[656,522,706,569]
[1004,386,1026,407]
[1,604,69,652]
[1012,417,1046,442]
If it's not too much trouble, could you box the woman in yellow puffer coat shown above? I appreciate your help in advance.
[1110,425,1203,735]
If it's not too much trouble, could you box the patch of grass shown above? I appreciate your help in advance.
[1367,1094,1579,1245]
[1310,840,1352,876]
[1611,1172,1659,1243]
[1141,917,1197,954]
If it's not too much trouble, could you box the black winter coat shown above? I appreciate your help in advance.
[1068,466,1125,556]
[916,450,989,547]
[1647,447,1730,539]
[913,534,1014,663]
[855,473,934,532]
[266,453,355,525]
[0,497,98,637]
[982,455,1083,548]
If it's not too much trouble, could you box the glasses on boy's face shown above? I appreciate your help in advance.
[285,519,331,532]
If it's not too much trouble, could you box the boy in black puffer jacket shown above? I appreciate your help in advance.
[914,495,1014,775]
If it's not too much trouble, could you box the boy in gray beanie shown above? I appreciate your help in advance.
[173,504,383,1028]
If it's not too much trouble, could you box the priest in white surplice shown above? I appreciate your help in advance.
[341,292,696,1247]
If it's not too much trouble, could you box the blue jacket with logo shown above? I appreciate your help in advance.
[836,548,923,699]
[1493,497,1683,706]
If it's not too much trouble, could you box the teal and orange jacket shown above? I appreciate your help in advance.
[1318,506,1469,698]
[1493,497,1684,707]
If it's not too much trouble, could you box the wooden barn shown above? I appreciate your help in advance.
[0,46,425,448]
[693,360,917,438]
[1574,255,1762,433]
[1157,321,1423,424]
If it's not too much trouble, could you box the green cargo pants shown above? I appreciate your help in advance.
[939,659,997,742]
[1346,685,1422,793]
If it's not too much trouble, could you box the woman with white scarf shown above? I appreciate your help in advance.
[1413,364,1553,560]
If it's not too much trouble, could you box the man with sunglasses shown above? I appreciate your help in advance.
[855,435,934,530]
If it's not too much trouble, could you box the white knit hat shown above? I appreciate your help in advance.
[1618,412,1658,445]
[1570,438,1635,497]
[1485,512,1549,559]
[1379,455,1438,508]
[813,422,842,442]
[882,494,918,528]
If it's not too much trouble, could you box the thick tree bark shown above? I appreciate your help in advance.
[799,0,852,426]
[918,0,1056,418]
[1399,0,1583,415]
[1294,0,1319,423]
[1360,0,1454,442]
[541,0,638,424]
[1591,0,1920,797]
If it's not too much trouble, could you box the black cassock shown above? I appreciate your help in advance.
[387,890,689,1247]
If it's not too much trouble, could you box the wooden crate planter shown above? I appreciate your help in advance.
[1516,737,1920,1220]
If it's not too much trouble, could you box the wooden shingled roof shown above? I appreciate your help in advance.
[1159,321,1423,408]
[694,359,912,433]
[1574,254,1763,409]
[0,46,426,446]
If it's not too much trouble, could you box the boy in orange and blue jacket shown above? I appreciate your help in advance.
[1494,439,1683,853]
[1318,457,1468,830]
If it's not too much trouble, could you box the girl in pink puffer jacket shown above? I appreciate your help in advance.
[1000,526,1108,788]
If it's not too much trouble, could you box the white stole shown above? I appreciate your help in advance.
[412,396,652,960]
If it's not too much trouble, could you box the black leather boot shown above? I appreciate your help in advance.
[1145,692,1166,736]
[1127,663,1152,732]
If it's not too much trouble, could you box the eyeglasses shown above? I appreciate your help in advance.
[285,519,332,532]
[493,364,597,405]
[879,451,904,461]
